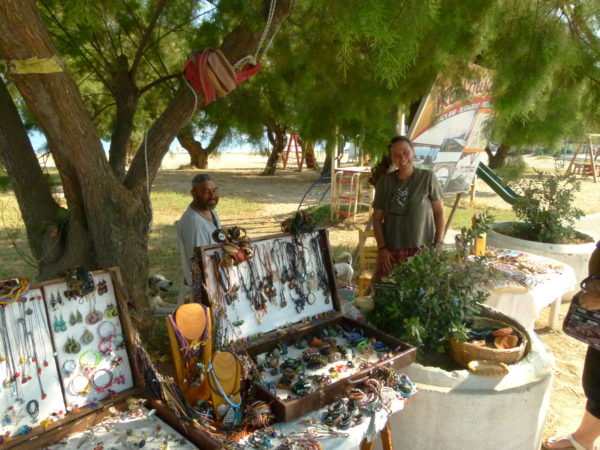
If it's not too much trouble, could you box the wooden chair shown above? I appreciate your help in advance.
[358,228,378,297]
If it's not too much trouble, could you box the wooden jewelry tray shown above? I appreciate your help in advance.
[194,229,417,423]
[2,268,219,450]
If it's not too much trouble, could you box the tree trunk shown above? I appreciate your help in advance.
[0,78,62,262]
[303,140,318,169]
[321,139,336,175]
[178,135,208,169]
[0,0,294,329]
[488,143,513,169]
[262,123,287,175]
[177,125,226,169]
[109,55,140,180]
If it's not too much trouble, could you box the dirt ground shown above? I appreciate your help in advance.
[156,152,599,443]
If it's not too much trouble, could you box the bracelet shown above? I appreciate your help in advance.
[98,338,113,355]
[79,350,101,369]
[69,374,91,395]
[91,368,114,392]
[62,359,77,374]
[97,320,117,340]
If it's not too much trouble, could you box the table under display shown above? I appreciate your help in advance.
[485,250,577,329]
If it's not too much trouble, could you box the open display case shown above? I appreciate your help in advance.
[0,268,218,450]
[195,229,417,423]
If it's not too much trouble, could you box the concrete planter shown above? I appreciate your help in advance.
[377,308,555,450]
[488,221,595,283]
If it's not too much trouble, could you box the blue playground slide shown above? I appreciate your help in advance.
[476,162,520,205]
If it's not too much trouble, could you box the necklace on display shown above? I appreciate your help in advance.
[0,305,23,402]
[310,236,330,302]
[256,244,277,305]
[31,295,50,368]
[270,239,289,308]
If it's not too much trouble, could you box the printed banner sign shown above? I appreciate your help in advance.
[408,65,493,193]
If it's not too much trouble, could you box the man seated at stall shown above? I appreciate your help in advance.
[176,174,221,288]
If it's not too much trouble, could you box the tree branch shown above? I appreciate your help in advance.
[147,8,217,51]
[38,1,112,89]
[130,0,168,76]
[0,77,62,260]
[139,72,182,95]
[123,0,295,191]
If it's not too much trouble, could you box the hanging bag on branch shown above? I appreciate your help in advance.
[183,49,261,106]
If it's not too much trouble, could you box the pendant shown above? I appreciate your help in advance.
[85,309,103,325]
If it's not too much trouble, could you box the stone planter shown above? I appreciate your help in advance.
[488,221,595,283]
[375,307,555,450]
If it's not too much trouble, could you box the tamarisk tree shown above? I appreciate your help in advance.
[0,0,293,325]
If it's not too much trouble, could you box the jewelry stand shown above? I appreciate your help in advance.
[195,229,417,423]
[207,351,242,424]
[165,303,213,406]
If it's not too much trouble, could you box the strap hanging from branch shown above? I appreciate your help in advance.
[1,56,63,75]
[183,49,261,106]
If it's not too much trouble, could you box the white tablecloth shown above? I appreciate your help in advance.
[241,396,404,449]
[485,251,576,330]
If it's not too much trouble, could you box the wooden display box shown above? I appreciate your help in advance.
[3,268,220,450]
[195,229,417,423]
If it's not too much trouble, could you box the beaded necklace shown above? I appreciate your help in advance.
[30,295,49,368]
[0,305,22,402]
[310,236,331,301]
[256,244,277,305]
[240,255,267,323]
[270,239,289,308]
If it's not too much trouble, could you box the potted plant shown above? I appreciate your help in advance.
[367,218,555,449]
[487,168,595,281]
[369,213,519,364]
[369,246,491,360]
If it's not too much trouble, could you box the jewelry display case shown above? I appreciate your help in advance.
[195,229,417,423]
[1,268,219,450]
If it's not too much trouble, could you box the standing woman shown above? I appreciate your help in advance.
[372,136,445,279]
[543,241,600,450]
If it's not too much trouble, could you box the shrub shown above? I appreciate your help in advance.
[369,215,495,355]
[511,168,584,244]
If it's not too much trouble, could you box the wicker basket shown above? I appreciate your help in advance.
[449,317,527,367]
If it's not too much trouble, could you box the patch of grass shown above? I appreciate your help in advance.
[0,193,37,279]
[142,317,170,357]
[151,191,262,226]
[444,199,517,230]
[307,203,332,227]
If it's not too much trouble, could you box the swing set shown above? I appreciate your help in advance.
[565,133,600,183]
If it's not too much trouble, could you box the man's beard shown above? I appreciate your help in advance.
[197,199,218,210]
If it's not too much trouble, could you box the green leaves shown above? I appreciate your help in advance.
[511,168,584,244]
[369,247,492,356]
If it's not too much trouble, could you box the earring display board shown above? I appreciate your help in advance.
[45,404,197,449]
[0,287,66,439]
[195,229,417,423]
[43,274,134,407]
[1,268,220,450]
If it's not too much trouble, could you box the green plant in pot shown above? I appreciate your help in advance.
[369,215,497,361]
[507,168,585,244]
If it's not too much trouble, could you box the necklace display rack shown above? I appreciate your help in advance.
[195,229,417,423]
[1,268,212,450]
